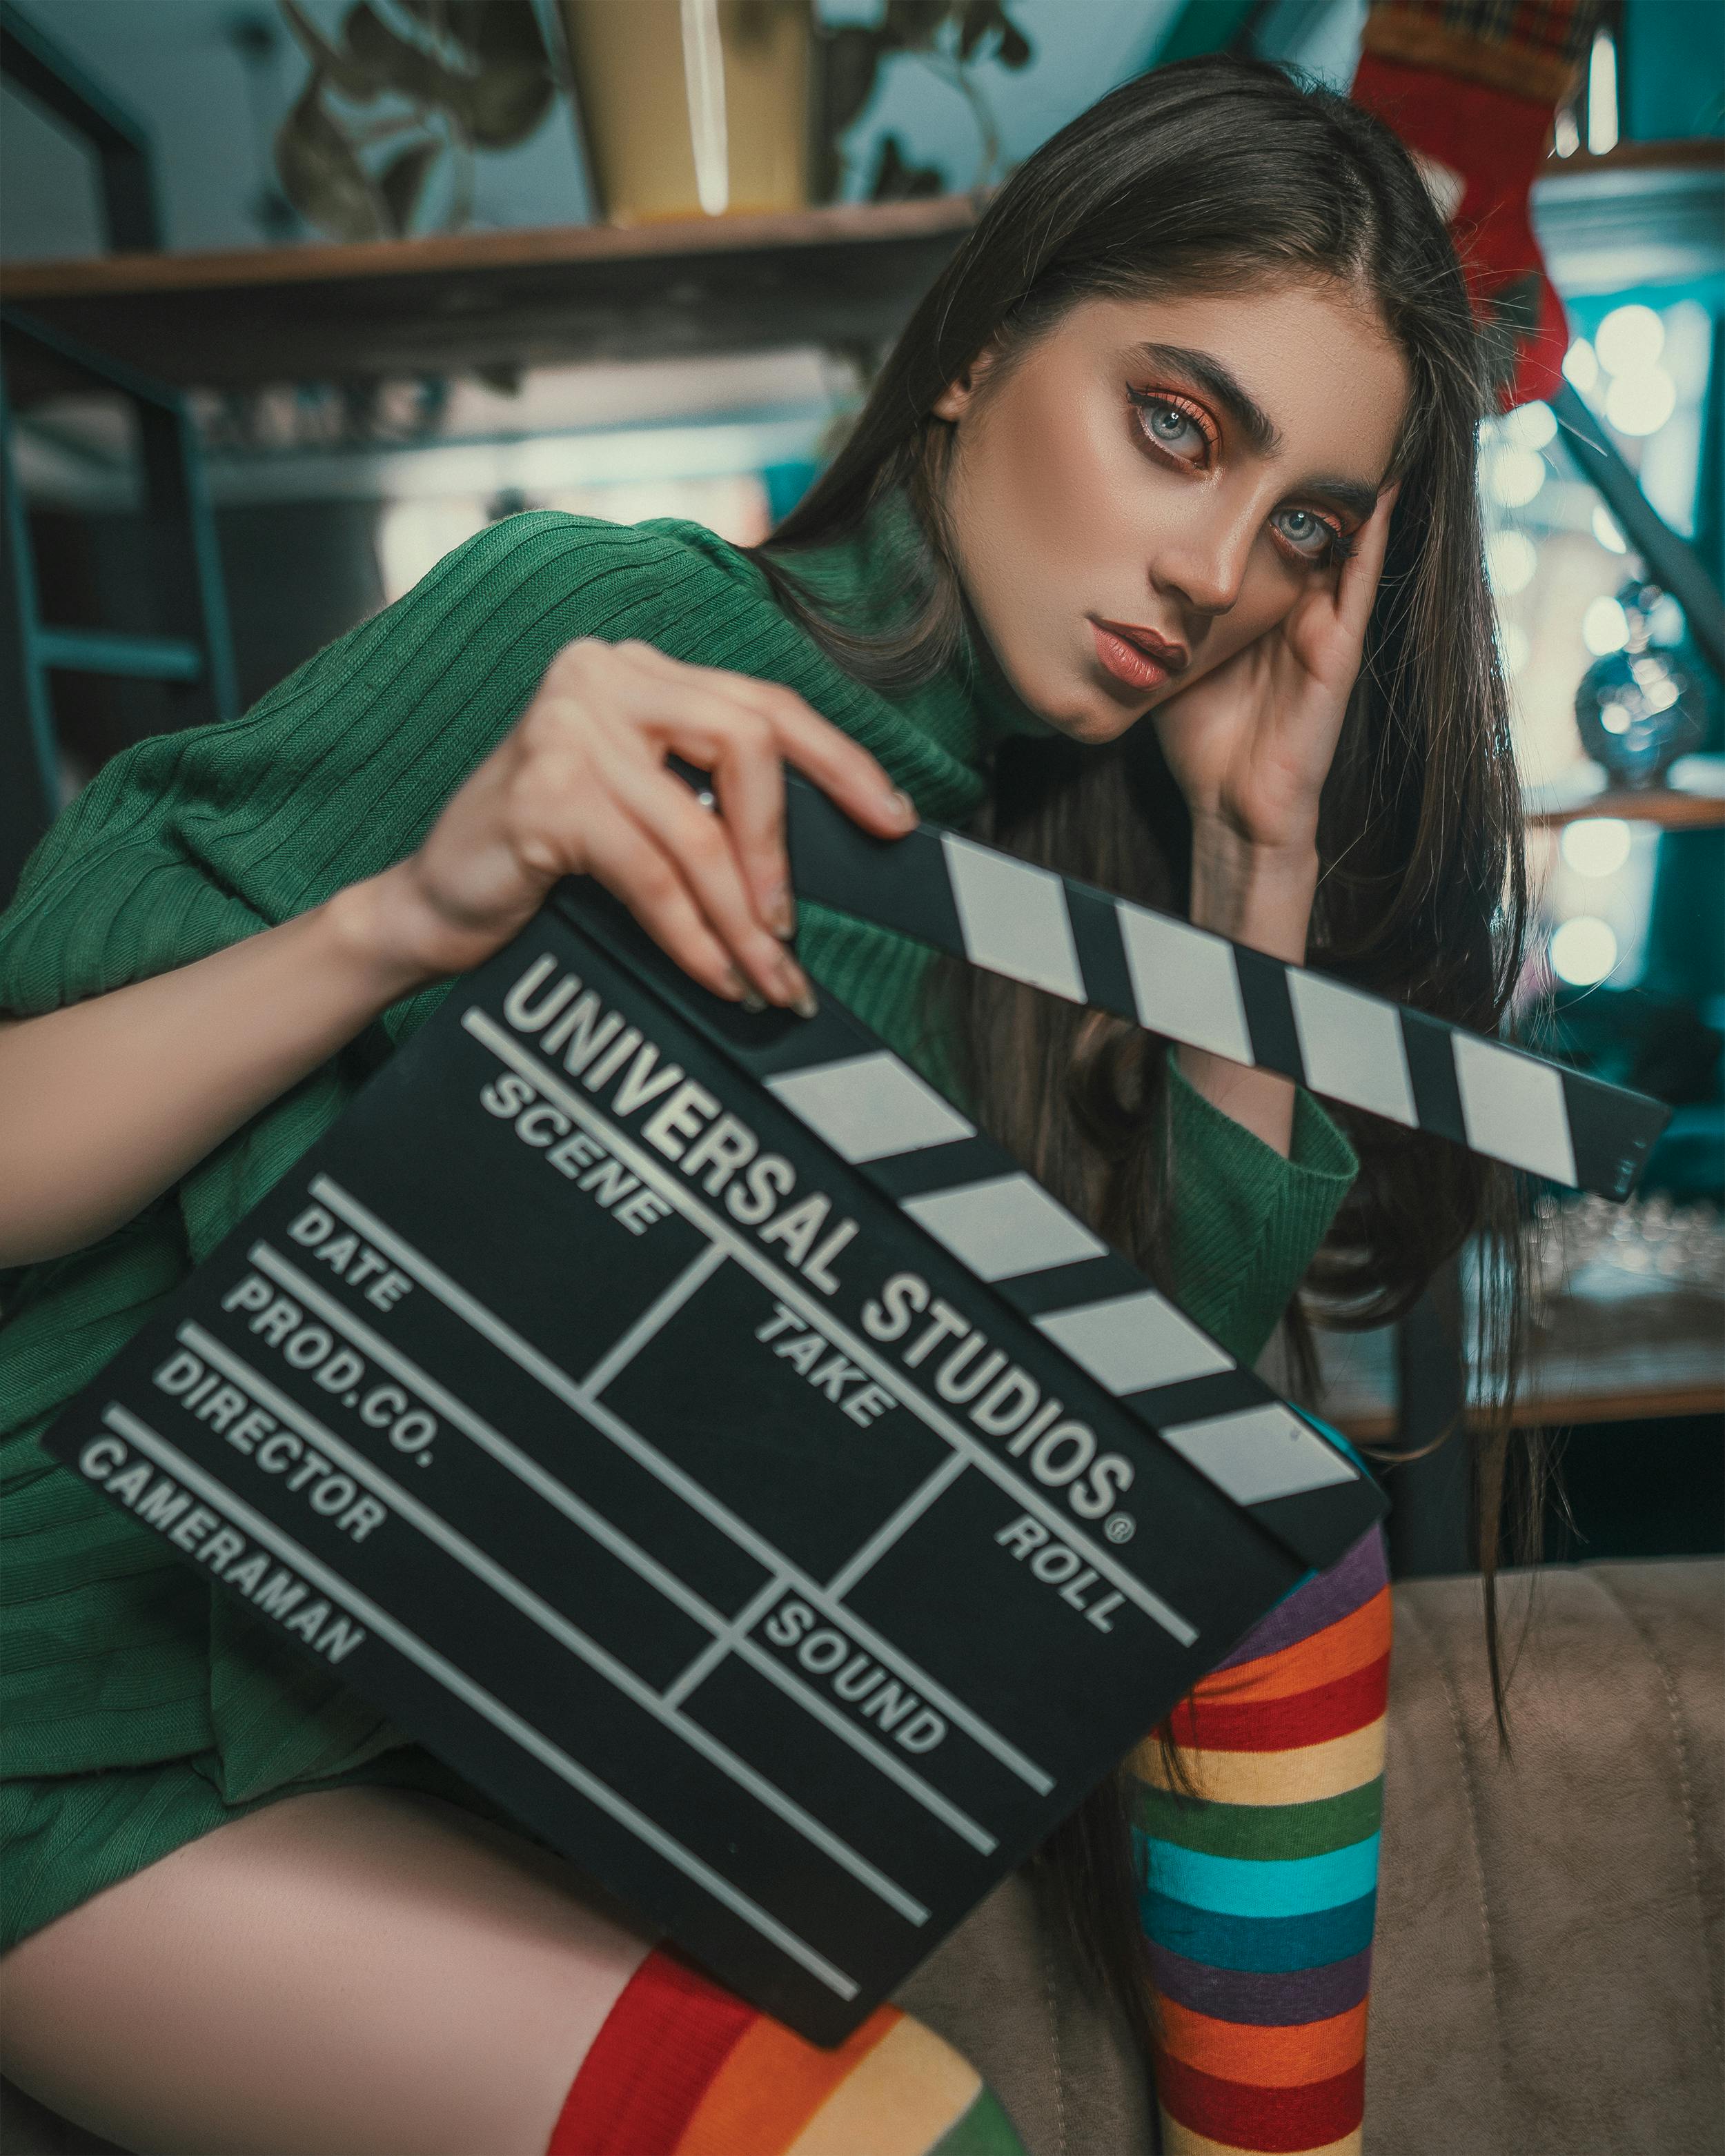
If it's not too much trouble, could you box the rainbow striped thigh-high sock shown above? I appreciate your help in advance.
[1133,1527,1391,2155]
[546,1945,1029,2155]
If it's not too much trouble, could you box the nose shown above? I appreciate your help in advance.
[1150,496,1257,620]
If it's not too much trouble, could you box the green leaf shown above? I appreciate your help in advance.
[345,1,464,108]
[868,131,945,200]
[278,0,382,102]
[346,1,551,149]
[377,135,442,234]
[818,25,889,136]
[463,63,553,149]
[956,1,1033,66]
[274,77,390,241]
[883,0,954,54]
[437,0,548,70]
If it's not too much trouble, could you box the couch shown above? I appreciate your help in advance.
[5,1558,1719,2155]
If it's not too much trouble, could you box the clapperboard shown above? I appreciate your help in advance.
[40,786,1666,2044]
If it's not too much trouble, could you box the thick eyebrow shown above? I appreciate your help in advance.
[1131,341,1384,523]
[1301,475,1383,523]
[1132,342,1283,455]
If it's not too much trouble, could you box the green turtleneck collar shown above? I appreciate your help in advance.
[751,484,1058,782]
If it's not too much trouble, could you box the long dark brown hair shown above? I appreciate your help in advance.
[747,55,1532,2046]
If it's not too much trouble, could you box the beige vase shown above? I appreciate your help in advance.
[561,0,811,222]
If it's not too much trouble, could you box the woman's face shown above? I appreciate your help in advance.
[935,282,1412,742]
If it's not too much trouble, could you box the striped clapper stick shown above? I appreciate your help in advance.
[41,879,1380,2049]
[781,774,1670,1201]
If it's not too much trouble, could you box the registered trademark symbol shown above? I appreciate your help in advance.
[1104,1512,1135,1543]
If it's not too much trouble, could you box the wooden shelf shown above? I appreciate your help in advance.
[1524,758,1725,831]
[1318,1277,1725,1441]
[1531,137,1724,293]
[1536,137,1725,179]
[3,137,1715,395]
[0,196,977,394]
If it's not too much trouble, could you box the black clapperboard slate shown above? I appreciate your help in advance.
[39,788,1666,2044]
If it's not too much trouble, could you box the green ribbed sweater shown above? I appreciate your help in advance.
[0,506,1356,1949]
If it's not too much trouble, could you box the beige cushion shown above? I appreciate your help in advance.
[1366,1558,1724,2156]
[6,1559,1719,2156]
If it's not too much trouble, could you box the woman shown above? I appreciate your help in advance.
[0,55,1524,2156]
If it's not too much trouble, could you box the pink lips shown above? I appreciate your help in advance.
[1090,618,1188,693]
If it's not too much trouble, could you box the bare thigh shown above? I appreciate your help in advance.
[0,1788,653,2156]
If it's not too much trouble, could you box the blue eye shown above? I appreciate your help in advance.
[1275,506,1348,564]
[1130,391,1214,464]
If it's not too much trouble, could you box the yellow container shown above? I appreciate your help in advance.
[561,0,811,221]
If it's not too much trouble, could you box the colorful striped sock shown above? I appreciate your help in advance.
[1132,1526,1390,2156]
[546,1945,1028,2156]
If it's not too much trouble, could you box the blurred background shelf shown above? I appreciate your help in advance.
[1318,1274,1725,1441]
[1,195,979,394]
[1525,751,1725,827]
[2,136,1717,399]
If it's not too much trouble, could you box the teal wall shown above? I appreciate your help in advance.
[1623,0,1725,140]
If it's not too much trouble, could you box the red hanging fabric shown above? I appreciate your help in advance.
[1350,0,1607,408]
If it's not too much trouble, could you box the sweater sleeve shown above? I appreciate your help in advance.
[1161,1054,1358,1368]
[1143,1059,1384,2156]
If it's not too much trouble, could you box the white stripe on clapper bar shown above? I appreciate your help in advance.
[766,1052,976,1163]
[1286,971,1417,1129]
[943,833,1085,1002]
[1116,904,1255,1066]
[1452,1034,1577,1186]
[1157,1405,1359,1507]
[1034,1291,1234,1396]
[903,1174,1105,1283]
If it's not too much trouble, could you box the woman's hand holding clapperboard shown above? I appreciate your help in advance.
[350,637,918,1014]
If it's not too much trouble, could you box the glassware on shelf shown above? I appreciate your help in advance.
[1574,577,1704,789]
[1528,1189,1725,1311]
[561,0,811,222]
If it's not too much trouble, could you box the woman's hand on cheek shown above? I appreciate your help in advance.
[1150,483,1399,960]
[1150,484,1397,1157]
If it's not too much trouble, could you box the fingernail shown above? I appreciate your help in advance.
[767,883,796,939]
[741,985,768,1014]
[890,788,917,824]
[723,966,751,1002]
[780,956,819,1019]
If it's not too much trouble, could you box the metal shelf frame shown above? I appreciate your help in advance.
[0,3,236,902]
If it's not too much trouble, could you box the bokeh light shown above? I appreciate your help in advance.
[1592,504,1627,553]
[1550,916,1619,985]
[1563,338,1599,394]
[1604,366,1677,437]
[1582,595,1630,654]
[1486,446,1547,508]
[1501,400,1557,451]
[1487,529,1539,595]
[1595,304,1664,375]
[375,500,489,606]
[1561,818,1633,877]
[1586,26,1617,155]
